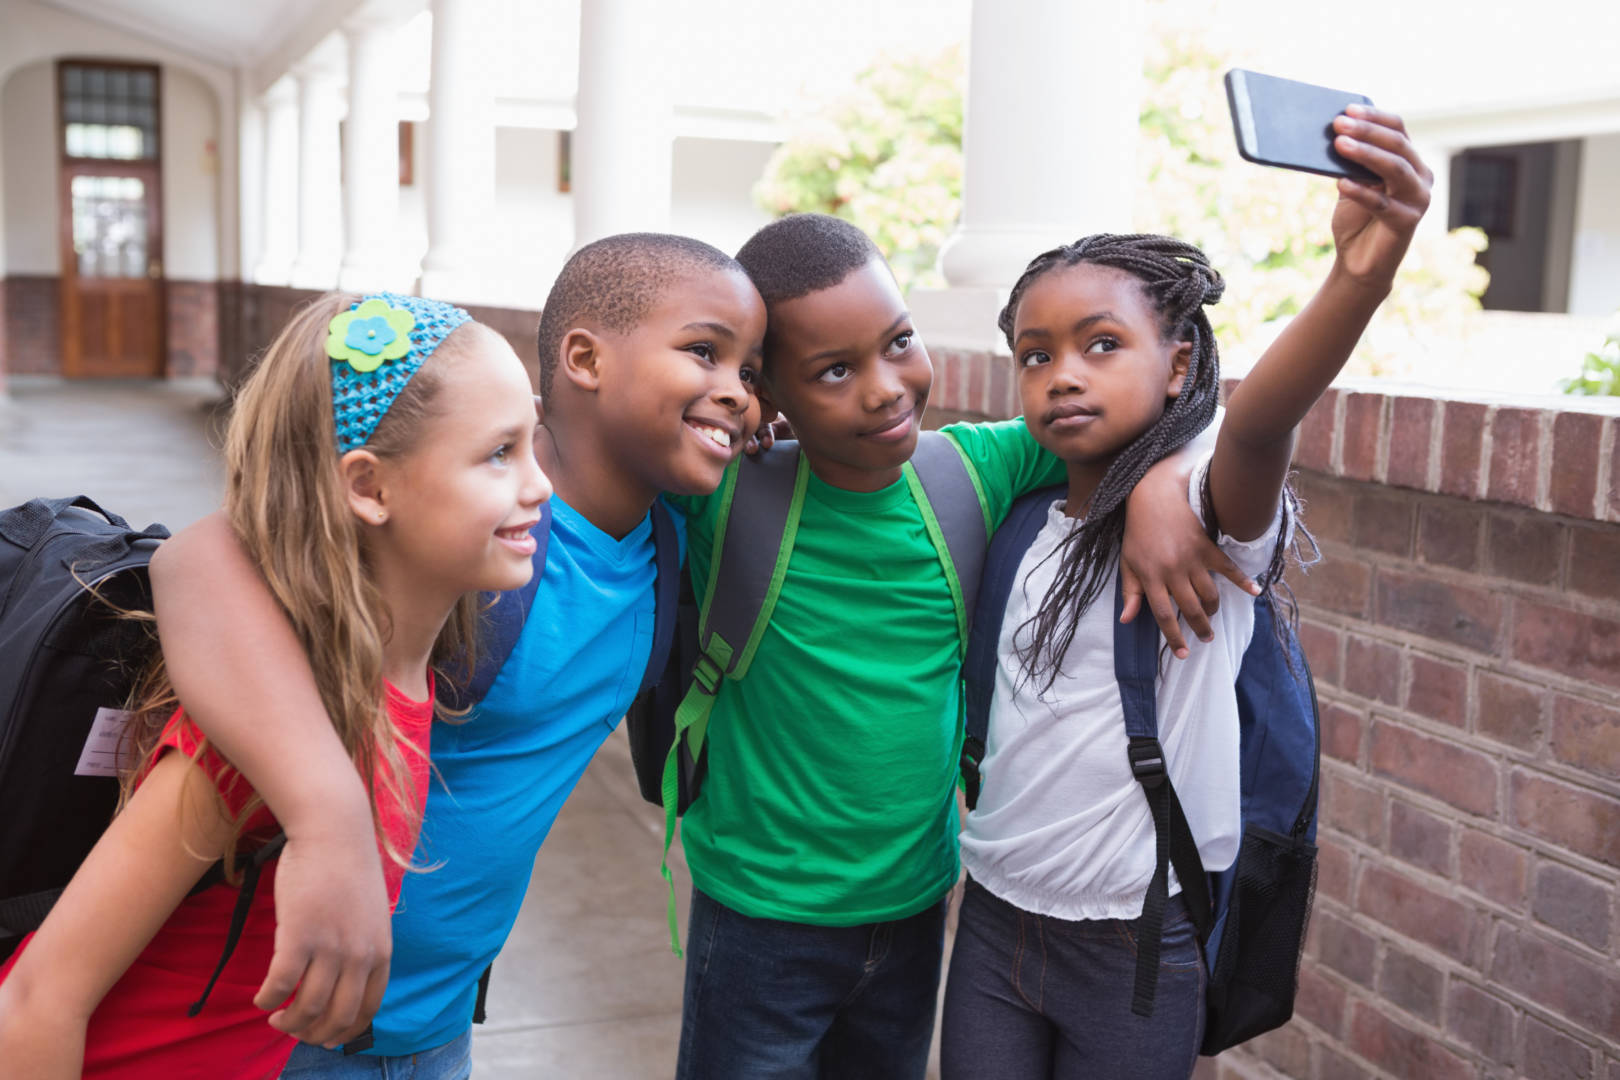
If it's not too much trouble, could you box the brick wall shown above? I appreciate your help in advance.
[933,348,1620,1079]
[2,275,61,375]
[217,285,544,392]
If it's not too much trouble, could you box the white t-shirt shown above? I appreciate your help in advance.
[959,453,1289,921]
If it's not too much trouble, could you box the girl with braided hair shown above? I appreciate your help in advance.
[942,106,1432,1078]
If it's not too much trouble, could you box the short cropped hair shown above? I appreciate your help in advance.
[735,214,882,306]
[536,233,740,398]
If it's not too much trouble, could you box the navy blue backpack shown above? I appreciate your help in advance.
[961,485,1320,1054]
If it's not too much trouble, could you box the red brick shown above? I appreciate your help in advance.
[1322,703,1365,764]
[1297,965,1348,1035]
[165,278,221,377]
[1345,637,1401,705]
[1297,471,1352,541]
[1356,863,1479,962]
[968,351,992,416]
[1568,527,1620,602]
[1417,502,1484,571]
[987,349,1013,417]
[1323,770,1387,846]
[1459,829,1528,910]
[1510,769,1620,868]
[1524,1017,1597,1080]
[1533,861,1612,951]
[1489,406,1545,506]
[1447,981,1520,1064]
[1611,430,1620,523]
[1476,670,1548,751]
[1513,600,1620,691]
[1298,620,1343,686]
[940,349,964,411]
[1250,1024,1311,1076]
[1341,392,1386,482]
[1386,396,1437,490]
[1389,800,1453,876]
[1369,720,1499,818]
[1551,411,1605,519]
[1549,694,1620,781]
[1441,401,1488,498]
[1378,947,1446,1025]
[1295,388,1340,473]
[1490,924,1620,1041]
[1350,492,1415,556]
[1374,568,1503,654]
[1405,653,1469,727]
[1296,557,1373,619]
[3,275,61,374]
[1312,909,1378,986]
[1348,1001,1474,1080]
[1318,837,1354,903]
[1487,512,1565,587]
[1317,1045,1374,1080]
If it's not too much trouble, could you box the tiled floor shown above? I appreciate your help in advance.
[3,377,955,1078]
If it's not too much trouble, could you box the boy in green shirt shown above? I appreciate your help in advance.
[670,215,1247,1079]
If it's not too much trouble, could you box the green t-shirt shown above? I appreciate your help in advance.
[668,419,1064,924]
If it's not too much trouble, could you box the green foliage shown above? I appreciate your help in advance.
[753,47,964,292]
[1561,328,1620,396]
[754,10,1487,373]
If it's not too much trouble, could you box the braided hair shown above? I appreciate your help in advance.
[1001,233,1305,693]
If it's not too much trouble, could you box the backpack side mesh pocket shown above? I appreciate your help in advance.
[1202,823,1318,1054]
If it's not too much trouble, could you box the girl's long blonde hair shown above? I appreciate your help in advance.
[118,292,486,875]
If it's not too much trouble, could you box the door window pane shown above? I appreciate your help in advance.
[71,175,148,278]
[59,63,159,161]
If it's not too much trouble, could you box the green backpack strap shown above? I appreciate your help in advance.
[659,443,809,954]
[906,430,991,656]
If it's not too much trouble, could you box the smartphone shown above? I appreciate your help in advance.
[1224,69,1377,181]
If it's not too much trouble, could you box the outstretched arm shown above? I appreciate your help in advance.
[1211,106,1430,541]
[149,513,389,1047]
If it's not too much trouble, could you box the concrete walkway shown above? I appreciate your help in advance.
[1,377,951,1078]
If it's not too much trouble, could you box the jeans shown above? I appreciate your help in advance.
[676,887,948,1080]
[941,877,1206,1080]
[279,1028,472,1080]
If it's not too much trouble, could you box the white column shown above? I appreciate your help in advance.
[572,0,672,245]
[339,17,404,292]
[254,79,299,285]
[417,0,496,300]
[910,0,1145,350]
[288,64,344,289]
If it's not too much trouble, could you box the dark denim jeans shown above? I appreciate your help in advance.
[676,887,948,1080]
[941,877,1206,1080]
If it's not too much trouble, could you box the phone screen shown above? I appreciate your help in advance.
[1226,69,1376,181]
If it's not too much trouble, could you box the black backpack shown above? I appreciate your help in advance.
[0,496,171,962]
[0,496,299,1032]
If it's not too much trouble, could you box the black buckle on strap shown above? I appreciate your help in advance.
[1128,738,1167,788]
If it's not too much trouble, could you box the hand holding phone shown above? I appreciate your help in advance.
[1224,69,1377,181]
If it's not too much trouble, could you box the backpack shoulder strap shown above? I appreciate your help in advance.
[659,442,807,955]
[1113,566,1213,1018]
[444,502,552,709]
[907,431,989,636]
[639,499,681,696]
[960,483,1064,810]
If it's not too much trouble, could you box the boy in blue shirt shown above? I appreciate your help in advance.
[148,234,768,1070]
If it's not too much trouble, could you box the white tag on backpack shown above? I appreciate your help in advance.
[75,707,135,777]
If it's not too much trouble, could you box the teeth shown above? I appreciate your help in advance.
[691,423,731,449]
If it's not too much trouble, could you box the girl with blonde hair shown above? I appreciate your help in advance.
[0,292,550,1078]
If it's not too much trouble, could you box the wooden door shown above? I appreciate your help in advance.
[56,61,165,379]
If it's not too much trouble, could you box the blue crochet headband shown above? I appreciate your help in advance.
[328,292,471,453]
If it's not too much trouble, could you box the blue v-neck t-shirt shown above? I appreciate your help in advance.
[367,496,684,1056]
